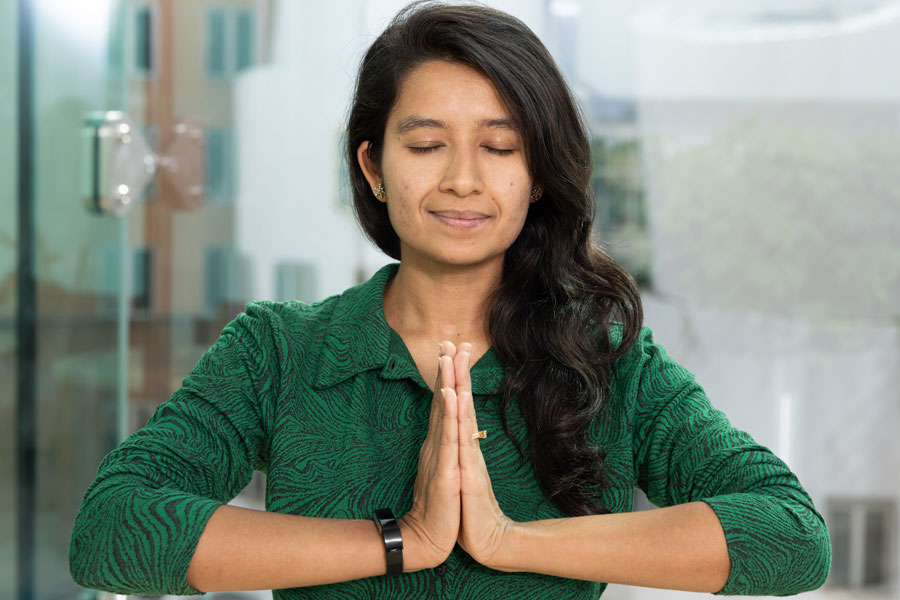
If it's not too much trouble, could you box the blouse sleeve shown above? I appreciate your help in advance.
[626,326,831,596]
[69,303,277,596]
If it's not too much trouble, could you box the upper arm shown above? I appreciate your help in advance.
[626,327,831,595]
[69,303,278,595]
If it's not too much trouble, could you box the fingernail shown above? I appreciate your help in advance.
[439,342,444,357]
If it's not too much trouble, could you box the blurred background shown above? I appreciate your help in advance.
[2,0,899,599]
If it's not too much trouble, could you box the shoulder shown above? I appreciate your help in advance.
[607,322,697,398]
[609,321,682,366]
[608,321,652,370]
[236,294,344,342]
[229,264,395,345]
[215,265,396,380]
[208,296,339,366]
[191,296,344,385]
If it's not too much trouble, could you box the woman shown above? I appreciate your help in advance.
[69,2,831,598]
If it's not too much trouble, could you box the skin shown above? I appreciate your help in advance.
[186,60,730,593]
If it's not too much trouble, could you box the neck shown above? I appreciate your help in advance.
[383,256,502,347]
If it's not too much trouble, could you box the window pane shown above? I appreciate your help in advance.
[205,127,231,203]
[132,246,152,313]
[204,245,227,316]
[864,508,889,586]
[829,507,851,587]
[0,0,16,595]
[134,6,152,72]
[236,10,255,72]
[206,9,226,78]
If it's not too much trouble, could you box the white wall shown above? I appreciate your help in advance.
[633,2,900,101]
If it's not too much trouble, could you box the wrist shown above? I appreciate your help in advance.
[397,515,445,572]
[484,519,525,573]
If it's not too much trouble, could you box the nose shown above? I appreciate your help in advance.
[439,146,484,197]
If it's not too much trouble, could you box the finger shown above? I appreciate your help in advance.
[457,389,479,447]
[455,342,472,396]
[433,355,455,401]
[435,342,457,382]
[441,340,457,359]
[458,390,485,489]
[428,355,443,431]
[430,354,454,436]
[439,387,459,473]
[440,350,456,391]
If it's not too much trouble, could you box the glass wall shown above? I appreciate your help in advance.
[3,0,899,599]
[611,2,900,599]
[1,1,17,598]
[29,2,122,598]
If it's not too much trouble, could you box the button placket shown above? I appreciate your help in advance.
[433,560,448,599]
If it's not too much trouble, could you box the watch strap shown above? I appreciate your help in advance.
[373,508,403,575]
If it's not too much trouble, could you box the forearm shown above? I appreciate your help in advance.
[187,505,431,592]
[491,501,730,593]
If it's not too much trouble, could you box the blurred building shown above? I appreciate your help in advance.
[2,1,899,599]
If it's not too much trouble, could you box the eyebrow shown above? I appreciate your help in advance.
[395,115,517,134]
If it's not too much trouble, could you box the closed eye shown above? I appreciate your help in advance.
[408,145,515,155]
[408,146,441,154]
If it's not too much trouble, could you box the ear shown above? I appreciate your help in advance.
[357,141,382,195]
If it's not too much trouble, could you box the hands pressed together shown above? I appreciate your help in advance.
[397,341,516,573]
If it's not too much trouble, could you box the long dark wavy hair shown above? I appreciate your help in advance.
[346,1,643,516]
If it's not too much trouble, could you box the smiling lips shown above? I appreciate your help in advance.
[430,210,491,230]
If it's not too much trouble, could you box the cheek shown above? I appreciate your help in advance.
[385,198,413,236]
[387,202,404,225]
[502,199,531,245]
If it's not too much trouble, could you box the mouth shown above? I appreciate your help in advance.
[429,210,491,231]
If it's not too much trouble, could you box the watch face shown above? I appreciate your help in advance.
[374,508,395,525]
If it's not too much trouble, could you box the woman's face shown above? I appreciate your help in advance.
[357,60,534,270]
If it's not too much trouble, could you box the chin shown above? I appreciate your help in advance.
[399,242,508,270]
[433,252,505,269]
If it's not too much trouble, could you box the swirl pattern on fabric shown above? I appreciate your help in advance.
[69,264,831,598]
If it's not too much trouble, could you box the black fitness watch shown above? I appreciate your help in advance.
[373,508,403,575]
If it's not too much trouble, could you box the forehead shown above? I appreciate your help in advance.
[388,60,513,128]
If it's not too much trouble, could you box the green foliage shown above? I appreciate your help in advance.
[650,117,900,319]
[590,136,651,288]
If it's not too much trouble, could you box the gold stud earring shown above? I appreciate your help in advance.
[373,183,385,201]
[530,185,543,202]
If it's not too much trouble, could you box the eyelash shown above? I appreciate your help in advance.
[408,146,514,156]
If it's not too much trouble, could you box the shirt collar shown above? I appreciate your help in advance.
[311,263,505,394]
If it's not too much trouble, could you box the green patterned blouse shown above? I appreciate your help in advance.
[69,263,831,598]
